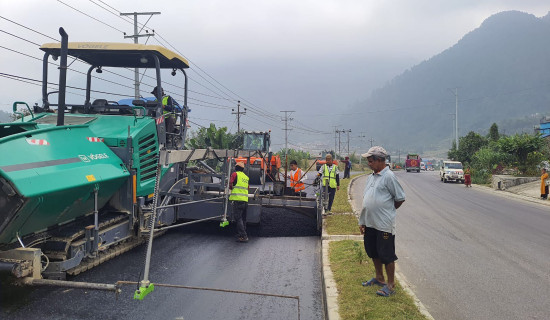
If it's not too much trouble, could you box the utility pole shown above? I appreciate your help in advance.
[280,111,294,156]
[449,88,459,148]
[121,11,160,99]
[449,113,456,148]
[346,129,352,155]
[368,138,375,147]
[332,126,339,154]
[232,100,246,132]
[358,132,366,164]
[398,149,401,165]
[335,129,344,157]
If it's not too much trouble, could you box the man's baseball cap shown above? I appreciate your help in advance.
[235,162,245,168]
[362,146,388,158]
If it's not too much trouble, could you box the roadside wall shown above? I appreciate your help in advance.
[492,175,538,190]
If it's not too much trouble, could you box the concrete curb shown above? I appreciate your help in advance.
[473,184,550,208]
[321,173,435,320]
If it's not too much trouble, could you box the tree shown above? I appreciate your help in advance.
[447,140,458,161]
[448,131,488,164]
[488,123,499,142]
[497,133,546,174]
[185,123,242,150]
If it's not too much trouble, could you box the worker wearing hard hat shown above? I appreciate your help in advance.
[229,161,250,242]
[318,154,340,214]
[288,160,307,196]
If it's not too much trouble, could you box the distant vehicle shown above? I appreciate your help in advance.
[420,162,426,171]
[405,153,421,172]
[440,161,464,183]
[385,155,392,168]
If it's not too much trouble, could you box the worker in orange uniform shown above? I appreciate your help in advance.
[288,160,307,196]
[541,168,549,200]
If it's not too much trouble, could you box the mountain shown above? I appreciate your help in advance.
[346,11,550,155]
[0,110,11,122]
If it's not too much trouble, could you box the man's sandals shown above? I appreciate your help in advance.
[376,285,395,297]
[362,278,385,287]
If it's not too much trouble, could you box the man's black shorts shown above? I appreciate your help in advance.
[363,227,398,264]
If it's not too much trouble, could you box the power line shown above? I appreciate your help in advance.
[56,0,125,34]
[0,15,59,41]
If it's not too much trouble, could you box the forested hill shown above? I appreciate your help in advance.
[346,10,550,154]
[0,110,10,122]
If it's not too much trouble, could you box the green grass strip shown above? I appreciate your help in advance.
[329,241,427,320]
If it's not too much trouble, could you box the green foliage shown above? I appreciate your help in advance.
[488,123,500,141]
[352,241,366,264]
[525,151,547,176]
[447,140,458,160]
[277,148,312,169]
[453,131,488,164]
[471,147,511,172]
[497,133,546,174]
[185,123,242,149]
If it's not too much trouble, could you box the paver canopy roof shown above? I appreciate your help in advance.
[40,42,189,69]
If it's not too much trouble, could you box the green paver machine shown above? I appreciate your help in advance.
[0,29,323,292]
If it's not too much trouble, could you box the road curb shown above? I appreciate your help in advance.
[473,184,550,208]
[321,173,435,320]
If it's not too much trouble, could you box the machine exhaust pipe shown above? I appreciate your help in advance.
[57,27,68,126]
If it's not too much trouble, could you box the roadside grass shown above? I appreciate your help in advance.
[325,214,361,235]
[326,171,370,235]
[332,171,370,213]
[329,240,427,320]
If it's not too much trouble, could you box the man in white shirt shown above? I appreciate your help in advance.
[359,146,405,297]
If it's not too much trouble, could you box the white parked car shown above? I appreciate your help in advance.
[440,161,464,183]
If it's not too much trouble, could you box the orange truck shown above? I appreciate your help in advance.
[235,131,281,184]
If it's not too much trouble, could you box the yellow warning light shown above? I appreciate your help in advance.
[148,193,154,198]
[86,175,96,181]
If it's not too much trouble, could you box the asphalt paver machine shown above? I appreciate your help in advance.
[0,28,324,296]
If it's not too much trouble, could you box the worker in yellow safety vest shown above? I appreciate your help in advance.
[288,160,307,195]
[229,161,249,242]
[318,154,340,214]
[151,86,181,135]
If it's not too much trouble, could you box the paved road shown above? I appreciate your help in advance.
[0,209,323,320]
[352,170,550,320]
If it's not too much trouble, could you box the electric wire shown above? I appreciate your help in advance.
[56,0,125,34]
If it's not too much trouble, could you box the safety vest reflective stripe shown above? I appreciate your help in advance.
[229,171,249,202]
[323,165,337,189]
[291,169,305,191]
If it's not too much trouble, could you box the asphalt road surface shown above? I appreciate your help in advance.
[352,170,550,320]
[0,208,323,320]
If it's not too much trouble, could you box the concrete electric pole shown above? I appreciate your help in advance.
[280,110,294,156]
[232,100,246,132]
[449,88,459,148]
[121,11,160,99]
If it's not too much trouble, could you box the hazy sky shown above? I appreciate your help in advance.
[1,0,548,150]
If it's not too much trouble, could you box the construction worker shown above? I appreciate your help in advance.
[229,161,249,242]
[288,160,307,196]
[151,86,181,135]
[318,154,340,214]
